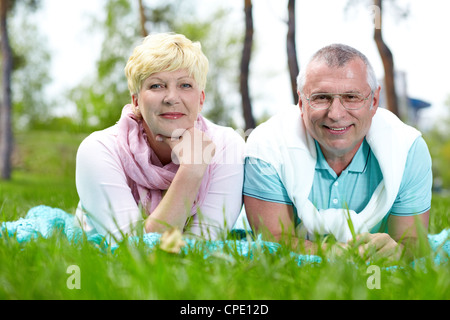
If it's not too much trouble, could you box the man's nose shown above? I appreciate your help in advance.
[327,96,346,119]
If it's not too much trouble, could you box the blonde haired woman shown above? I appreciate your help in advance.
[75,33,244,242]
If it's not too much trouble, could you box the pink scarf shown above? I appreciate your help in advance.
[116,104,212,217]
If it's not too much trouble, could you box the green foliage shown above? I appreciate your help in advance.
[0,130,86,220]
[423,95,450,191]
[68,0,135,131]
[10,1,53,129]
[430,194,450,234]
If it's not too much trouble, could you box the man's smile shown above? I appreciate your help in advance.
[323,124,353,135]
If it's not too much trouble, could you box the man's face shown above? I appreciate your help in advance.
[299,58,380,160]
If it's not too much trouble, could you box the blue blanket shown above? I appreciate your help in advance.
[1,205,449,266]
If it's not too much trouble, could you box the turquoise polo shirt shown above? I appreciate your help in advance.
[243,137,432,233]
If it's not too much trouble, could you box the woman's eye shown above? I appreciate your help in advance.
[150,84,163,89]
[180,83,192,88]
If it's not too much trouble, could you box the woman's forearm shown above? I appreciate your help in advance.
[144,164,207,233]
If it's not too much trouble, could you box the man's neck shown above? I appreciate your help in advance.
[320,139,364,176]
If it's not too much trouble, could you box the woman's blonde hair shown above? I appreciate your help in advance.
[124,32,209,97]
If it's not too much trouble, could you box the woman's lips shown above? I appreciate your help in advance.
[159,112,185,120]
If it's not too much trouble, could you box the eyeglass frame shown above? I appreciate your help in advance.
[301,91,374,111]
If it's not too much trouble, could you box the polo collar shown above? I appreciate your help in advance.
[315,138,370,174]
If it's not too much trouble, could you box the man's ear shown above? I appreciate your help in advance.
[371,85,381,113]
[298,91,304,116]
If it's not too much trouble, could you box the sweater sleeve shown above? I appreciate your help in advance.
[75,128,143,242]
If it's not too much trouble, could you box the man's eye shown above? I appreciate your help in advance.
[343,94,362,102]
[311,94,331,102]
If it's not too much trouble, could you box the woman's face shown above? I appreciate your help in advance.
[133,69,205,139]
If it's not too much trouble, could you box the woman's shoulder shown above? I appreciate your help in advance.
[78,124,119,155]
[202,117,245,146]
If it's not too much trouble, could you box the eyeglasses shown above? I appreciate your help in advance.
[303,91,373,110]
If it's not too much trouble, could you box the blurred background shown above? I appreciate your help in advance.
[1,0,450,206]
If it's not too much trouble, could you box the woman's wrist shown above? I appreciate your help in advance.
[178,162,208,179]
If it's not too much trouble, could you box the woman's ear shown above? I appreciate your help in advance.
[132,94,139,107]
[131,94,142,118]
[198,91,206,112]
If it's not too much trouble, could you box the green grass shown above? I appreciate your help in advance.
[0,130,449,300]
[1,130,84,220]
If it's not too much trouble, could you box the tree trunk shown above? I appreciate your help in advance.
[138,0,148,37]
[287,0,299,105]
[240,0,255,131]
[0,0,13,180]
[373,0,399,117]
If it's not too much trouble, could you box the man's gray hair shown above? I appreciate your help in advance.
[297,43,379,93]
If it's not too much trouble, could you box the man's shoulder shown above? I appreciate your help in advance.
[247,104,303,144]
[256,104,301,129]
[404,136,432,167]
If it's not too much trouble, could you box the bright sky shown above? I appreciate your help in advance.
[37,0,450,129]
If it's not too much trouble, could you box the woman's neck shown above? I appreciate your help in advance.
[142,122,173,166]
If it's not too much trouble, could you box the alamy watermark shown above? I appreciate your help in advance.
[366,265,381,289]
[369,5,382,29]
[66,265,81,290]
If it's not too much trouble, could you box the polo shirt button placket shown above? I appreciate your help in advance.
[330,179,340,207]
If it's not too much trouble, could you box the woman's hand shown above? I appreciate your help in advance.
[157,127,216,171]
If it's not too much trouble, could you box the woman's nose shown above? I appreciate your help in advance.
[163,86,179,105]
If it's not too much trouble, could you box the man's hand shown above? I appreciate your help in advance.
[350,232,404,262]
